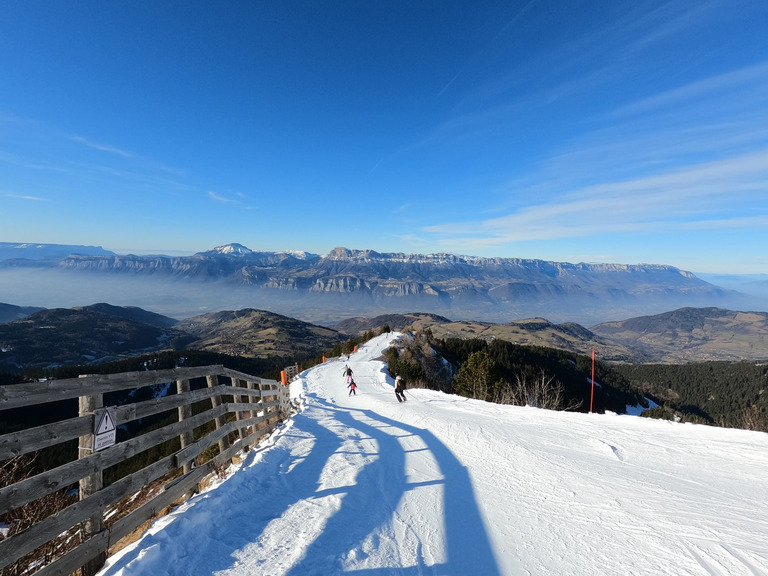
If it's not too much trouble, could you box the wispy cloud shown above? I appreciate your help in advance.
[517,60,768,206]
[6,193,45,201]
[394,203,411,214]
[68,132,187,177]
[416,46,768,259]
[0,116,194,196]
[69,134,134,158]
[422,150,768,247]
[428,1,755,154]
[208,190,237,204]
[623,0,725,57]
[436,0,539,99]
[682,214,768,231]
[606,62,768,124]
[208,190,256,210]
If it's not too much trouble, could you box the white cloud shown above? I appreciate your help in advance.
[207,191,256,211]
[607,61,768,123]
[682,214,768,230]
[208,191,237,204]
[69,134,135,158]
[422,150,768,246]
[6,193,45,201]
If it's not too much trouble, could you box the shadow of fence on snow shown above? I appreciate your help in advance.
[284,395,501,576]
[98,393,501,575]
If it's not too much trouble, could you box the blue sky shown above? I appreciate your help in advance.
[1,1,767,273]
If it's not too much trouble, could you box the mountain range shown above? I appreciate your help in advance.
[2,242,764,326]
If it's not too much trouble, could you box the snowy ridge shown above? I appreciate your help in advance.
[209,243,254,256]
[98,333,768,575]
[201,243,318,260]
[323,246,692,273]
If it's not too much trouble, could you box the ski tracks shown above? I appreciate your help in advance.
[274,353,448,574]
[683,538,768,576]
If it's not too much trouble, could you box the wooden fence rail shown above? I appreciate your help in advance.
[283,363,300,382]
[0,365,292,576]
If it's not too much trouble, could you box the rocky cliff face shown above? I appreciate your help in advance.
[3,243,739,325]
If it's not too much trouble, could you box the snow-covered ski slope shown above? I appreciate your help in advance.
[99,332,768,576]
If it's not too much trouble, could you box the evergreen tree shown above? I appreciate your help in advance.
[452,350,499,401]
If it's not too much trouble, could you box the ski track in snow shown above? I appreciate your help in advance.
[98,333,768,576]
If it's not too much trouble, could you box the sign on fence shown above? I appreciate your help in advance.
[93,406,117,451]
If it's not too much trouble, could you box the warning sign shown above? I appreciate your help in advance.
[93,407,117,451]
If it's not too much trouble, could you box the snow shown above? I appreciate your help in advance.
[626,397,660,416]
[211,244,254,256]
[98,333,768,576]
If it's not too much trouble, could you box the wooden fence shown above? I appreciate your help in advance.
[0,365,292,576]
[281,363,300,384]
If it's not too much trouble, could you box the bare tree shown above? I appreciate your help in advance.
[495,369,582,411]
[742,404,767,432]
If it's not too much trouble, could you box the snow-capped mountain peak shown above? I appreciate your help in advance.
[210,243,253,256]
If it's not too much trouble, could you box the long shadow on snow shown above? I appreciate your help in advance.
[285,396,501,576]
[97,398,346,576]
[99,392,500,576]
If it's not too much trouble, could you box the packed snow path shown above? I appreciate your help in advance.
[99,333,768,576]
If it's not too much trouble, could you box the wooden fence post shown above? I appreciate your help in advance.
[245,380,257,446]
[176,379,194,475]
[207,374,230,458]
[79,391,105,576]
[233,378,247,443]
[279,386,291,420]
[258,380,268,432]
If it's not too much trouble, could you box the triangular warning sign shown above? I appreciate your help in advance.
[96,409,116,435]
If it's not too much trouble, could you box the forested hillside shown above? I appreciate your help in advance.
[383,330,647,415]
[379,329,768,433]
[615,362,768,430]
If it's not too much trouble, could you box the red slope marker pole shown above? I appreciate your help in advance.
[590,348,595,414]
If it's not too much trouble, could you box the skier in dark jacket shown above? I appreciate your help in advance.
[394,375,407,402]
[343,365,353,384]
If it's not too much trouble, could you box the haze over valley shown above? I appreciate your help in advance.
[3,242,768,371]
[2,242,766,328]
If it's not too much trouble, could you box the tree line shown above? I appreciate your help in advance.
[615,361,768,430]
[382,329,768,432]
[383,329,646,414]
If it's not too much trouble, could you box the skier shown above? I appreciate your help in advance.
[347,379,357,396]
[394,374,407,402]
[343,365,353,384]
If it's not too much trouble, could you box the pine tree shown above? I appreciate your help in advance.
[452,351,497,401]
